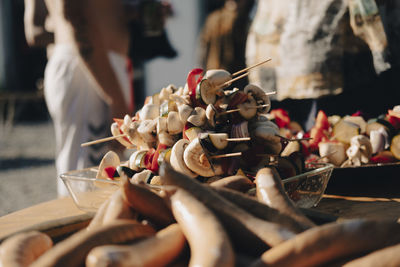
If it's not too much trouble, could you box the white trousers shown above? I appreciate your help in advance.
[44,44,131,197]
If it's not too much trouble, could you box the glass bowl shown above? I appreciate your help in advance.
[282,162,334,208]
[61,162,334,213]
[60,168,120,214]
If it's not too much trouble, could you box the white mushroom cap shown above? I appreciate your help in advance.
[178,104,194,125]
[129,149,148,171]
[318,141,347,166]
[170,139,198,178]
[350,135,372,163]
[159,86,174,102]
[126,121,147,149]
[370,129,386,154]
[167,111,184,135]
[111,122,134,148]
[244,84,271,114]
[183,137,216,177]
[187,107,206,127]
[205,69,232,88]
[156,117,167,134]
[137,120,157,144]
[96,151,120,180]
[139,104,160,120]
[158,132,176,147]
[131,169,153,184]
[206,104,217,128]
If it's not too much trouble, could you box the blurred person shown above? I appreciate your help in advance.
[24,0,53,56]
[197,0,255,89]
[25,0,133,196]
[245,0,286,96]
[125,0,177,109]
[246,0,400,130]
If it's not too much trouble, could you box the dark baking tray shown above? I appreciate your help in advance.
[325,162,400,198]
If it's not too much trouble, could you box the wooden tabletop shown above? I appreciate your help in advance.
[1,193,399,243]
[316,194,400,220]
[0,197,92,243]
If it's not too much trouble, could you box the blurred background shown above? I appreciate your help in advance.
[0,0,231,215]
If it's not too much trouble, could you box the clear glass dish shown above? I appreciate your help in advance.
[282,162,334,208]
[61,162,334,213]
[60,169,120,214]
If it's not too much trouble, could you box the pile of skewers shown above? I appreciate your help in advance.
[83,59,309,184]
[273,107,400,167]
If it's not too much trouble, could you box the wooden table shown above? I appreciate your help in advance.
[317,194,400,220]
[0,197,92,243]
[1,194,399,243]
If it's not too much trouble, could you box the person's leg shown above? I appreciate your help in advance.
[44,45,111,197]
[44,44,82,196]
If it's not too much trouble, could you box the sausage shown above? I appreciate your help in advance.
[170,188,234,267]
[159,163,295,255]
[101,189,137,225]
[121,174,175,228]
[0,231,53,267]
[209,175,255,193]
[343,243,400,267]
[87,189,137,231]
[255,167,315,229]
[86,195,112,231]
[86,223,186,267]
[30,220,155,267]
[212,186,311,233]
[250,219,400,267]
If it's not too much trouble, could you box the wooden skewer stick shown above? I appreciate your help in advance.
[210,152,242,159]
[213,72,250,91]
[225,137,251,142]
[232,58,272,77]
[218,104,269,116]
[276,134,313,142]
[218,108,240,115]
[90,168,99,173]
[265,91,277,96]
[307,151,338,163]
[247,104,270,109]
[81,134,127,147]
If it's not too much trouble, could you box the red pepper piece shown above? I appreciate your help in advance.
[104,166,117,180]
[387,110,400,130]
[143,148,156,170]
[112,118,133,145]
[149,143,169,174]
[270,108,291,129]
[187,68,204,107]
[227,91,248,109]
[314,110,330,131]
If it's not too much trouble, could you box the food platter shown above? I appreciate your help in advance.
[325,162,400,197]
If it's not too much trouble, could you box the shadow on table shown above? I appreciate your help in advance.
[0,157,54,170]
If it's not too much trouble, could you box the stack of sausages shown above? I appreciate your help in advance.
[1,163,400,267]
